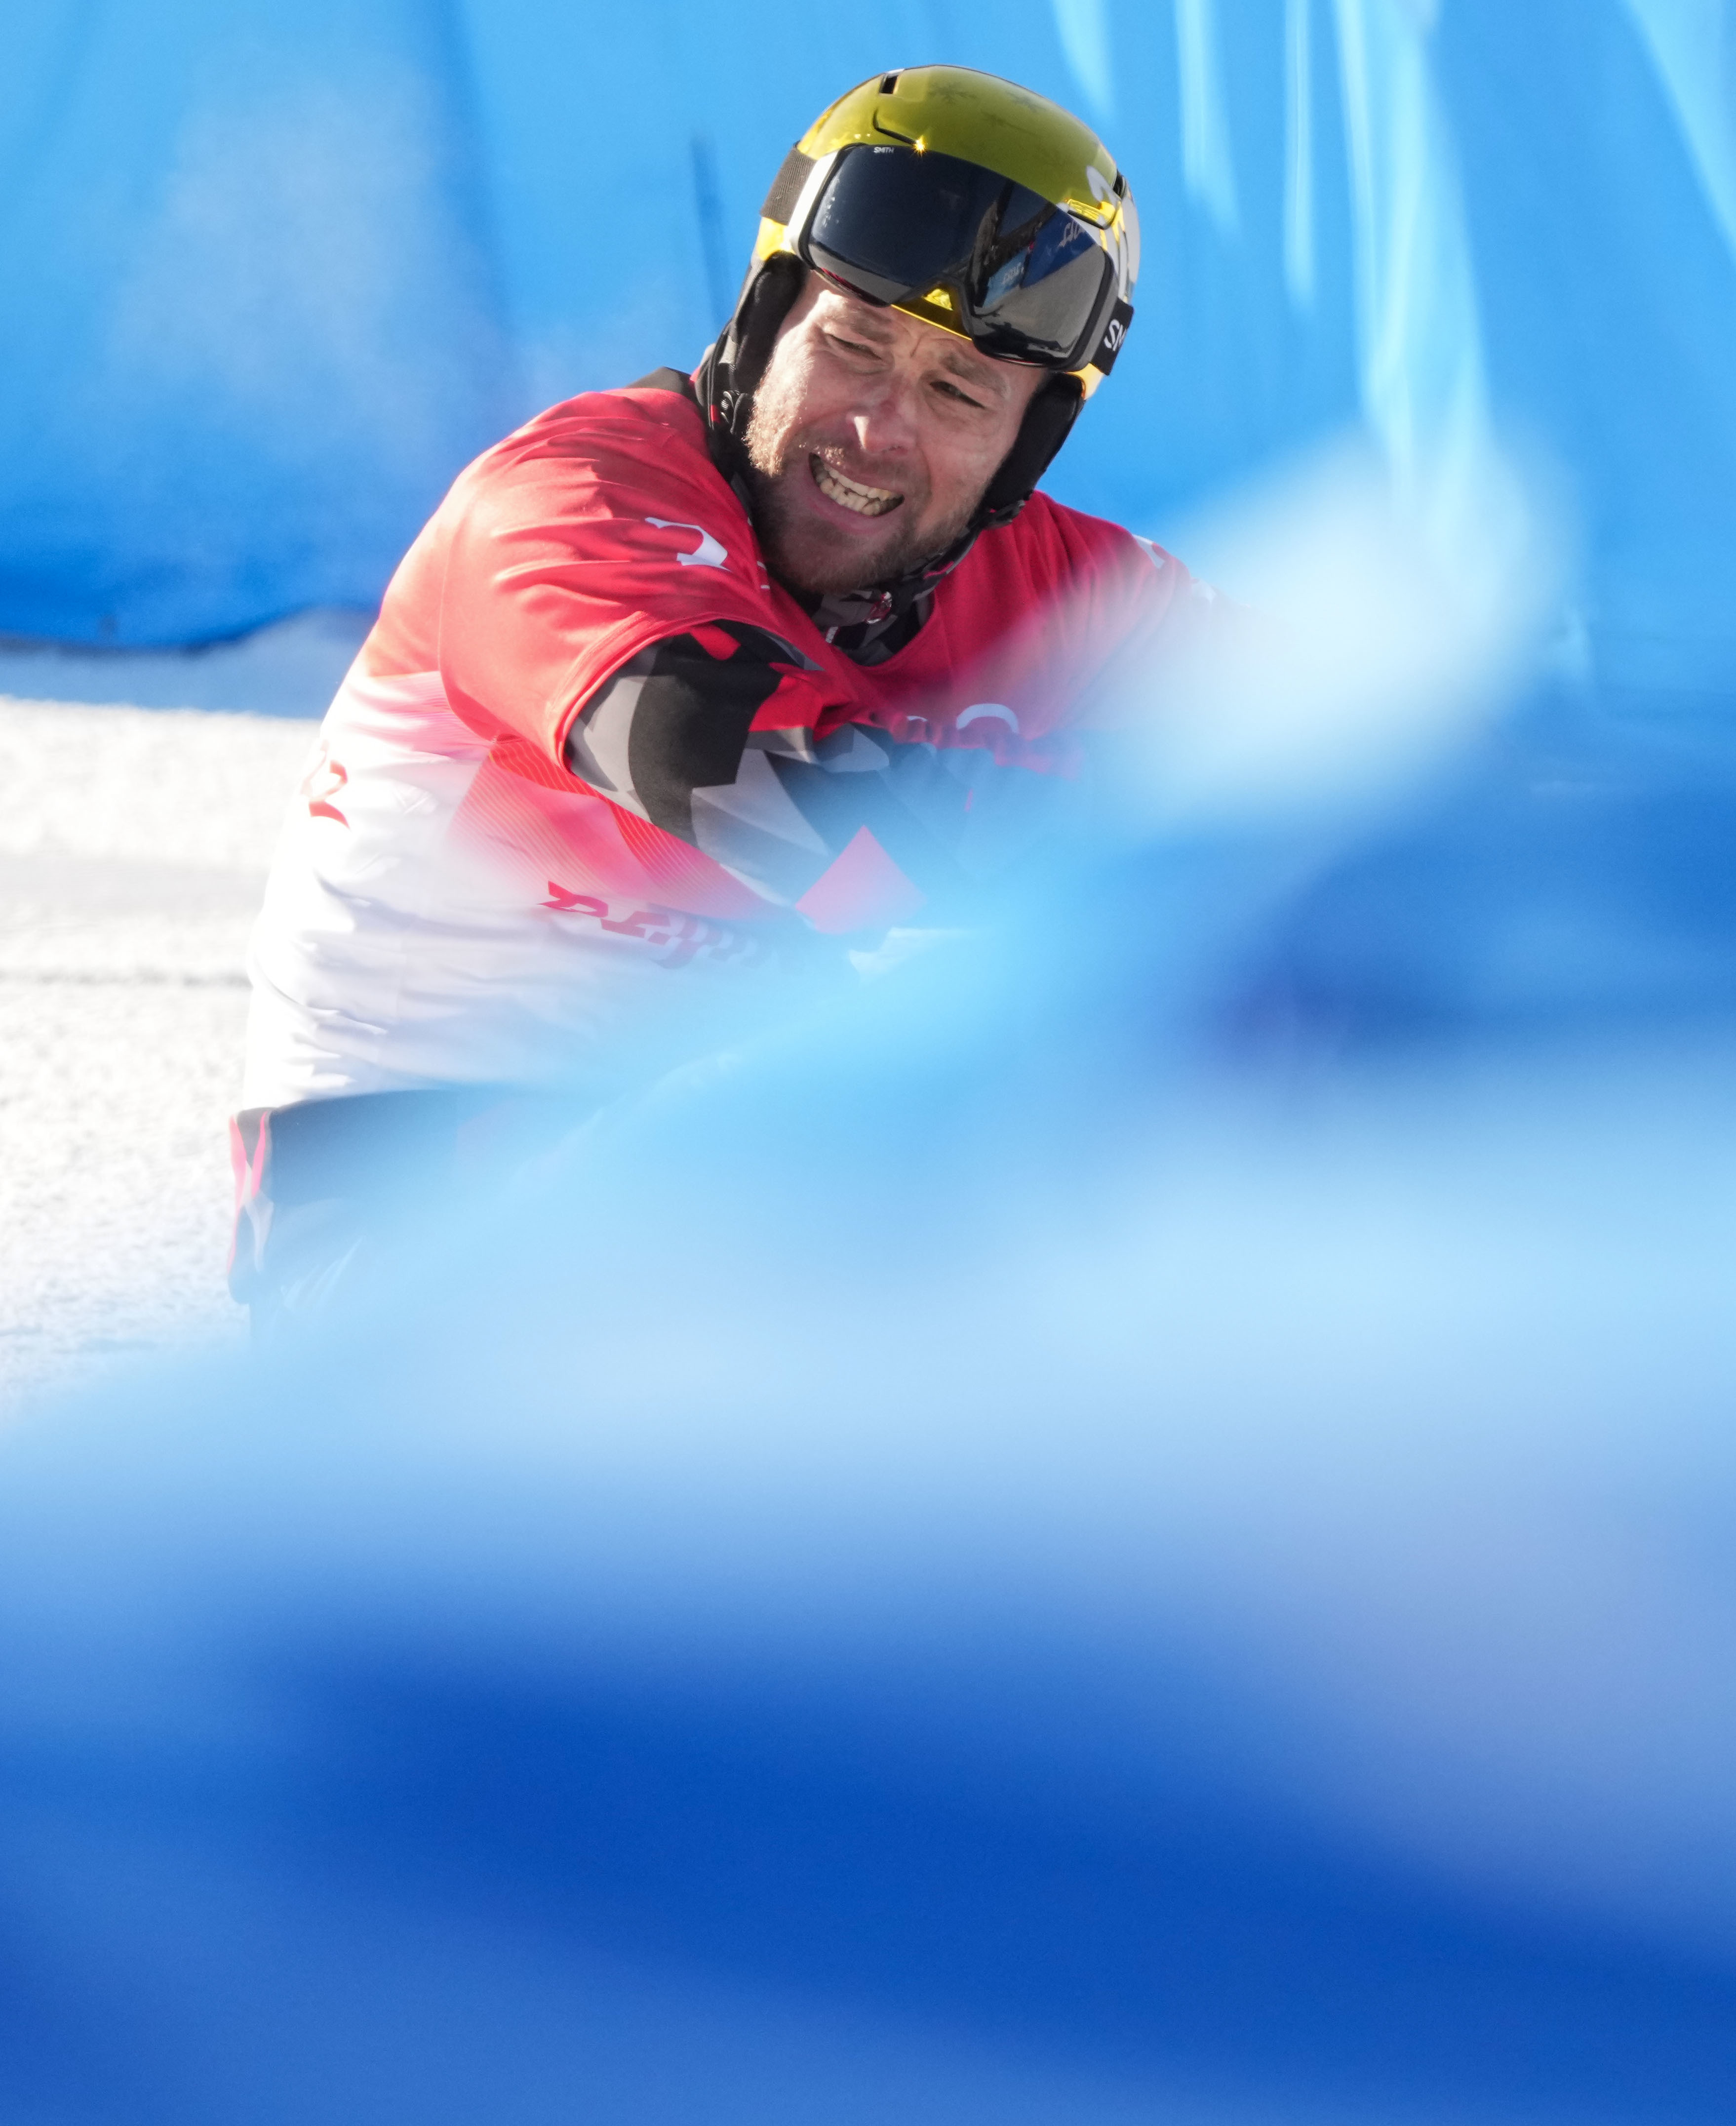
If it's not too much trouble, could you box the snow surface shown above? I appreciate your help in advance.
[0,620,344,1406]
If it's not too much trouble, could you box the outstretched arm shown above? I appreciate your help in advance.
[564,622,1060,931]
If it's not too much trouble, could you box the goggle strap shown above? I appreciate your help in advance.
[1091,298,1135,376]
[762,145,815,227]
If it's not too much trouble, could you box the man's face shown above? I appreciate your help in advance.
[744,278,1048,596]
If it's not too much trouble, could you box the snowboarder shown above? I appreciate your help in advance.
[232,63,1213,1327]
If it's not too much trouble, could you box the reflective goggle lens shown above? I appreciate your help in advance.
[801,144,1114,369]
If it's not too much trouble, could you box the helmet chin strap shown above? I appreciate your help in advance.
[696,259,1085,602]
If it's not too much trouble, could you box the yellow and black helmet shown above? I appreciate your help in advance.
[699,66,1140,532]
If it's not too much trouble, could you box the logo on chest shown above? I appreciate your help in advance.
[954,703,1020,735]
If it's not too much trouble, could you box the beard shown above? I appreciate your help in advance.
[742,383,978,598]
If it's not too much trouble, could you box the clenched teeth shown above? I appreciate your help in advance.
[811,456,902,518]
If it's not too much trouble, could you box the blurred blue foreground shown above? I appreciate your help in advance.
[2,661,1735,2117]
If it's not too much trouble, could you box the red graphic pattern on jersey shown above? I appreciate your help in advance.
[541,882,767,970]
[299,748,350,826]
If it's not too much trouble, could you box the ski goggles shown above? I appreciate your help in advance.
[780,143,1133,377]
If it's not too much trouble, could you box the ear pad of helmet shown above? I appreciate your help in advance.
[698,254,806,464]
[975,375,1085,530]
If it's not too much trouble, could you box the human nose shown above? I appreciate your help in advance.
[847,366,921,456]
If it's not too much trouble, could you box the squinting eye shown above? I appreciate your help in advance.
[934,380,986,409]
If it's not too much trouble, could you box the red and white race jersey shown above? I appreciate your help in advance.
[244,382,1201,1108]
